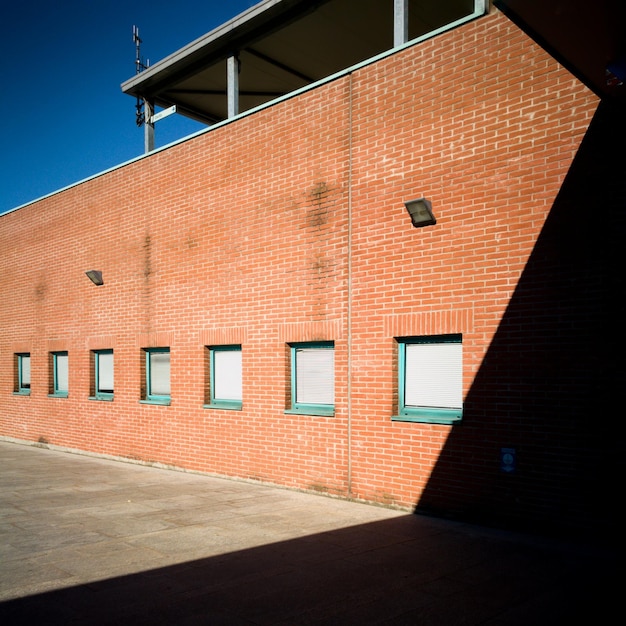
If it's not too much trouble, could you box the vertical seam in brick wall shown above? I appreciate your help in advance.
[347,72,354,497]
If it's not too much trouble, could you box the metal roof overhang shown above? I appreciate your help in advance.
[122,0,626,129]
[494,0,626,106]
[121,0,483,125]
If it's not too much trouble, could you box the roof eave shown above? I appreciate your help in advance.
[121,0,329,98]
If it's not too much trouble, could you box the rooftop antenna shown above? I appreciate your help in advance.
[132,25,176,153]
[132,25,150,128]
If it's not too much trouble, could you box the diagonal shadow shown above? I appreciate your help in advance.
[0,513,616,624]
[1,95,623,626]
[416,99,626,539]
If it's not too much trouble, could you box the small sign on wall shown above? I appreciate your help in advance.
[500,447,516,473]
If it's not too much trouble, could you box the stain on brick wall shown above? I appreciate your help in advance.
[2,11,614,534]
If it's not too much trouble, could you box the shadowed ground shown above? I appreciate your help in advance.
[0,440,617,624]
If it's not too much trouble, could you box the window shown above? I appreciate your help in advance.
[394,334,462,424]
[51,351,69,397]
[92,350,114,400]
[143,348,170,404]
[206,345,242,409]
[286,342,334,416]
[15,353,31,394]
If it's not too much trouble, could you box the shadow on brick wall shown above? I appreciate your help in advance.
[416,100,626,539]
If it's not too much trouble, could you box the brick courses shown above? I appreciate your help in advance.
[1,11,605,532]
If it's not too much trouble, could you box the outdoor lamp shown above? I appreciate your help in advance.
[404,198,436,228]
[85,270,104,286]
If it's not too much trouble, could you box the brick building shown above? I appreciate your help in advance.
[1,1,624,537]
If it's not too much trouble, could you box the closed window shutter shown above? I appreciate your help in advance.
[56,354,69,393]
[296,347,334,405]
[214,349,242,401]
[98,352,114,393]
[150,351,170,396]
[21,356,31,387]
[405,342,462,409]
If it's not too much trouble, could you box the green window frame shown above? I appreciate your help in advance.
[51,351,69,398]
[143,347,171,405]
[286,341,334,416]
[15,353,31,395]
[394,334,463,424]
[206,345,242,410]
[93,349,114,401]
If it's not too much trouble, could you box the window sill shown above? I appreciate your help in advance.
[140,399,171,406]
[13,390,31,396]
[392,408,462,425]
[48,392,68,399]
[90,395,114,402]
[284,407,335,417]
[203,402,242,411]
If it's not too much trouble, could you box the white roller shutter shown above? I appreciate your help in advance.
[98,352,114,393]
[21,355,31,387]
[214,349,242,401]
[149,351,170,396]
[405,342,462,409]
[295,347,334,405]
[56,353,69,393]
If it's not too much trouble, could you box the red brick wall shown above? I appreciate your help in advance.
[345,11,600,514]
[0,11,602,530]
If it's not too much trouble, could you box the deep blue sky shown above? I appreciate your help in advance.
[0,0,256,215]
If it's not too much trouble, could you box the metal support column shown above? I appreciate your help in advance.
[394,0,409,47]
[144,99,155,153]
[227,53,239,118]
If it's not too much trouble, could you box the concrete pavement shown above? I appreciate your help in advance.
[0,439,617,624]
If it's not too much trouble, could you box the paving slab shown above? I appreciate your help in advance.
[0,440,618,624]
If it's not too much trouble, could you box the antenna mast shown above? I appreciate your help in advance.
[131,25,175,152]
[132,25,150,128]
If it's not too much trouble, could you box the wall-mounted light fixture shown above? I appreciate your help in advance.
[404,198,436,228]
[85,270,104,286]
